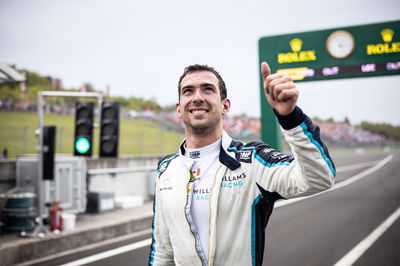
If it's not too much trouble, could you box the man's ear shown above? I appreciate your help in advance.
[176,102,182,118]
[222,98,231,116]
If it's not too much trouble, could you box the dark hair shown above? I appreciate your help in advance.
[178,64,227,100]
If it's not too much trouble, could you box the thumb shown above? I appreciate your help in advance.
[261,62,271,80]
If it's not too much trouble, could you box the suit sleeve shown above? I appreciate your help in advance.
[148,172,175,265]
[253,106,336,199]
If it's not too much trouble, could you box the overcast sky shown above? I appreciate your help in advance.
[1,0,399,125]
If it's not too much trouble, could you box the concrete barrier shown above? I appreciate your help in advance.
[0,155,163,197]
[0,160,16,192]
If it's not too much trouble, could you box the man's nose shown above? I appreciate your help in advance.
[192,89,205,102]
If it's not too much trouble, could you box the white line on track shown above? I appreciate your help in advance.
[275,154,393,208]
[333,206,400,266]
[332,154,393,190]
[60,238,152,266]
[335,160,380,172]
[17,229,152,266]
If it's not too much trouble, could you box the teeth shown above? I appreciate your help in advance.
[192,110,206,114]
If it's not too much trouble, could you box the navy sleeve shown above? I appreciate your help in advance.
[273,106,306,130]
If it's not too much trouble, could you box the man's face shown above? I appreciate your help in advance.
[176,71,230,135]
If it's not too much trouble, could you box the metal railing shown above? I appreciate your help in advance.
[88,165,156,175]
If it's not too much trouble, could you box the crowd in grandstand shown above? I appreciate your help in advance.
[156,111,386,144]
[318,122,385,144]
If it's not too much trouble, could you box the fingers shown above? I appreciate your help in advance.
[275,86,299,102]
[261,62,271,79]
[261,62,271,94]
[267,74,296,102]
[261,61,298,103]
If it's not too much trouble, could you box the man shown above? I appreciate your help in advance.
[149,62,335,266]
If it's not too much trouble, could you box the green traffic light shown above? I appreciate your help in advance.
[75,137,90,154]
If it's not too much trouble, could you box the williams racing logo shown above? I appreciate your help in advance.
[221,173,247,189]
[193,188,210,200]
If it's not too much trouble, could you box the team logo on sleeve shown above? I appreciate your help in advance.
[259,147,294,164]
[271,152,285,160]
[262,148,274,154]
[158,162,168,174]
[239,150,252,163]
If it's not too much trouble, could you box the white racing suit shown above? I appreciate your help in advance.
[149,107,336,266]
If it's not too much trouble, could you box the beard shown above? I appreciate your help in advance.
[182,116,221,136]
[181,104,223,136]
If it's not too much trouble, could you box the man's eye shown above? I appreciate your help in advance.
[183,89,192,95]
[205,87,214,92]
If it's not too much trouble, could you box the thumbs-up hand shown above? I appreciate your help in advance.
[261,62,299,116]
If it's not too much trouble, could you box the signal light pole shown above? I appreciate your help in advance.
[34,91,103,237]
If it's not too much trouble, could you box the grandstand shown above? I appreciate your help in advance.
[155,111,387,145]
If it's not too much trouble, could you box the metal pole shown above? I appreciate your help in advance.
[27,92,48,237]
[22,126,28,153]
[40,91,103,98]
[97,94,103,130]
[37,92,44,219]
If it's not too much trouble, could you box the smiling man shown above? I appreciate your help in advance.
[177,67,230,147]
[148,63,336,266]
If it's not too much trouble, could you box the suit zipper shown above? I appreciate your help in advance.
[185,170,207,266]
[207,164,222,265]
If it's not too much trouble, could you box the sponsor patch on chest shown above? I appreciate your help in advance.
[159,175,173,191]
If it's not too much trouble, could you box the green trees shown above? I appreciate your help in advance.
[359,122,400,141]
[0,67,161,112]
